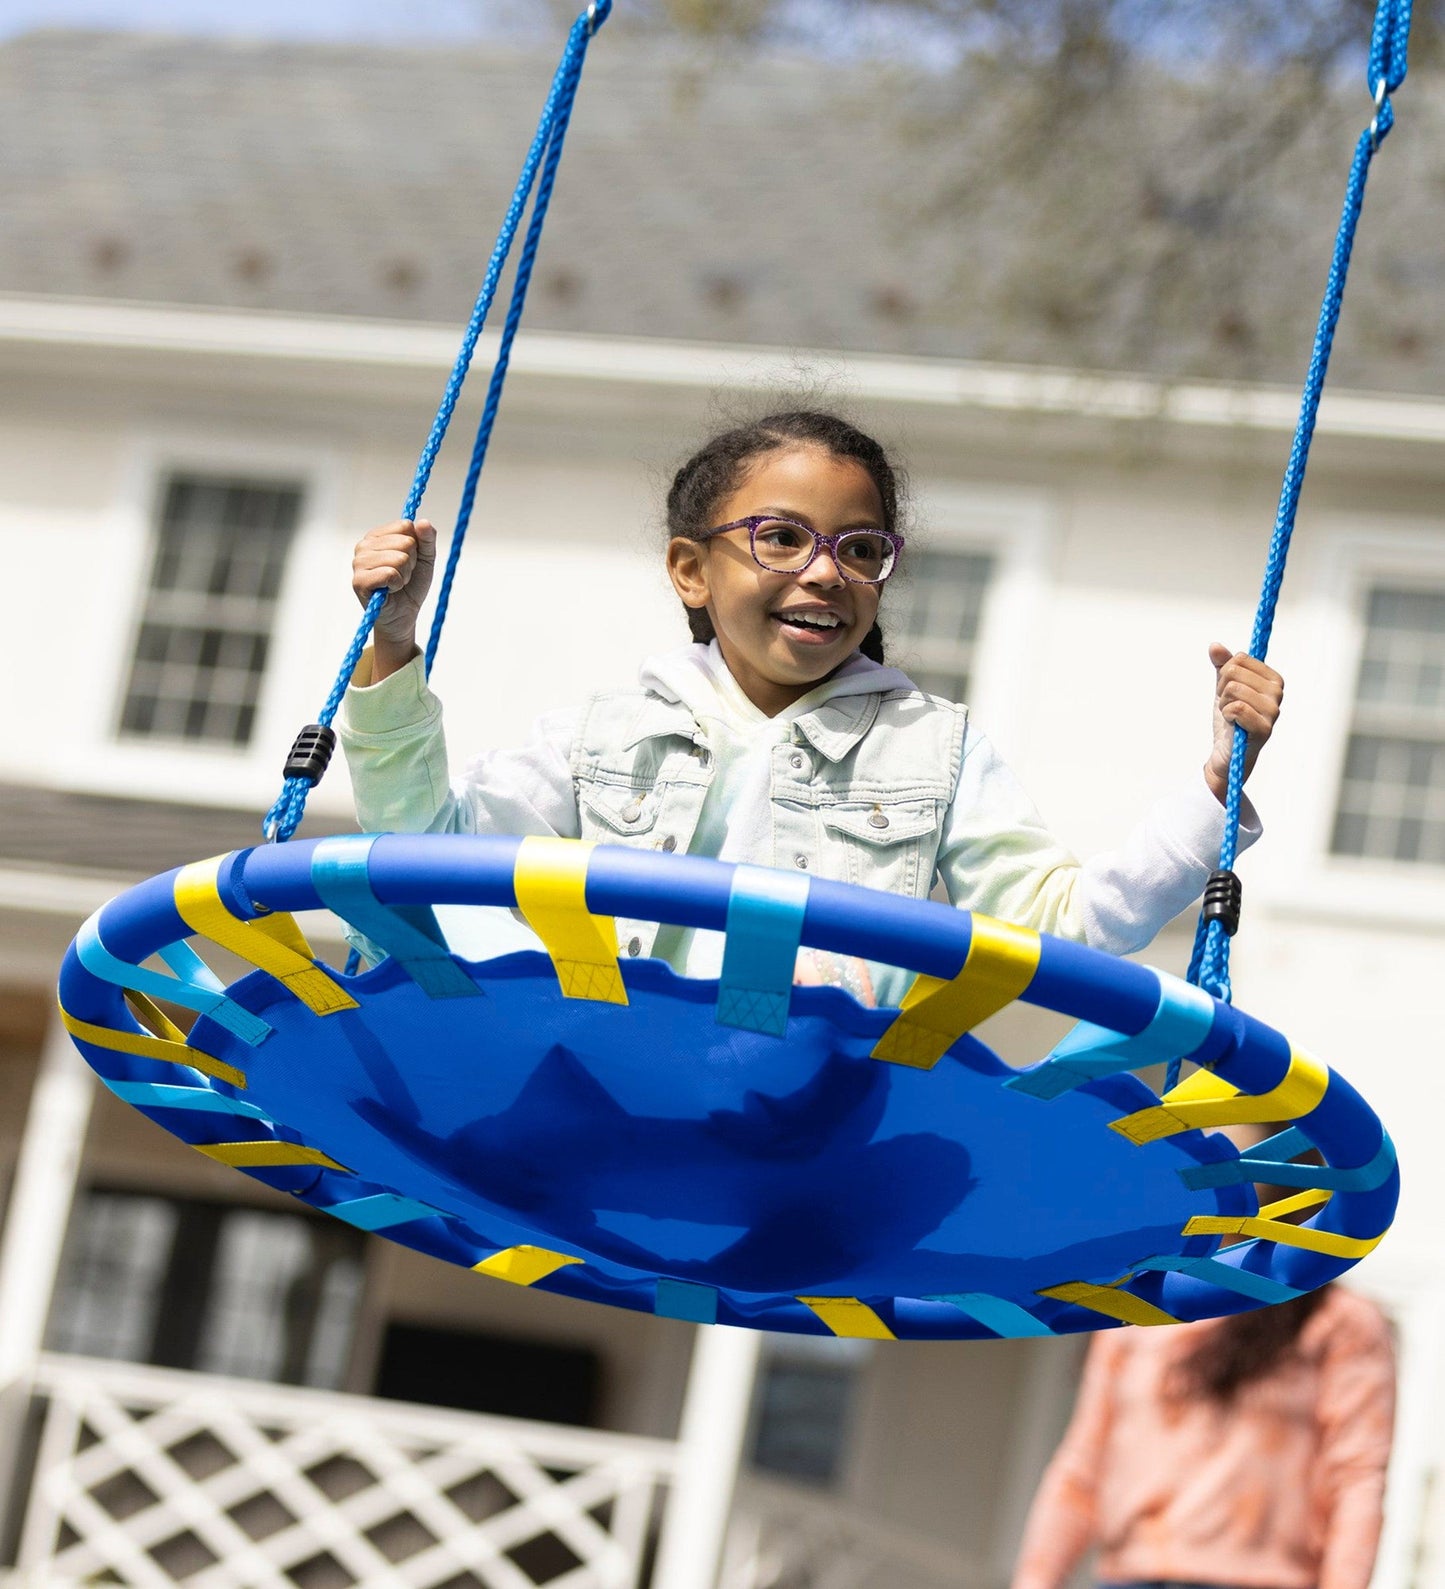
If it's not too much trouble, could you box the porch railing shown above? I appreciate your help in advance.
[720,1474,983,1589]
[6,1352,676,1588]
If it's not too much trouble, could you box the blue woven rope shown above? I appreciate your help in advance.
[263,0,611,842]
[1170,0,1411,1088]
[425,47,586,677]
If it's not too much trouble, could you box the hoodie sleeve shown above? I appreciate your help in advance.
[936,727,1259,955]
[339,649,580,839]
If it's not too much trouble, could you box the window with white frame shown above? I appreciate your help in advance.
[890,547,995,701]
[749,1336,870,1487]
[119,473,302,747]
[1330,585,1445,867]
[48,1190,365,1389]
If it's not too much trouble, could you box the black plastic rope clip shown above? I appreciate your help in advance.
[282,723,337,787]
[1202,868,1243,937]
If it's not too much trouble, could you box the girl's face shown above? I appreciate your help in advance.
[666,446,886,717]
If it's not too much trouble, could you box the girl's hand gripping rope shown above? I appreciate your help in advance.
[352,518,436,682]
[1204,643,1285,804]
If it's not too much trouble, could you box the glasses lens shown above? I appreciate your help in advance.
[751,520,817,571]
[835,531,895,582]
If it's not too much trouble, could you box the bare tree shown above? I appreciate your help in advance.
[503,0,1444,383]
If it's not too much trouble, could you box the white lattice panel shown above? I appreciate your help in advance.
[13,1354,674,1589]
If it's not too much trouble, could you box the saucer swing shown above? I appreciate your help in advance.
[59,0,1408,1339]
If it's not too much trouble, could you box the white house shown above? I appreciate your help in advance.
[0,26,1443,1589]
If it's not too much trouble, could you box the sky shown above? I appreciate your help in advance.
[0,0,964,64]
[3,0,518,42]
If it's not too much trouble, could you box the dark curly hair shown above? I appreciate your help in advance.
[665,410,905,664]
[1170,1286,1332,1403]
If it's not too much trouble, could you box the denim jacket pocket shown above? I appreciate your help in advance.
[819,799,944,898]
[577,783,660,844]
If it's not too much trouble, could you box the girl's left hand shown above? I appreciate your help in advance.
[1205,642,1285,803]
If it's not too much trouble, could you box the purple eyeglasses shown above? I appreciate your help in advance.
[702,515,904,584]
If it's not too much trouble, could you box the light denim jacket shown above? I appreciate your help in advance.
[340,644,1256,974]
[569,683,965,957]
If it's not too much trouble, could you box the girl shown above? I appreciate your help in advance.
[340,410,1283,1004]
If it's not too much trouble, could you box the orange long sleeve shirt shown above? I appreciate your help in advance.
[1013,1288,1395,1589]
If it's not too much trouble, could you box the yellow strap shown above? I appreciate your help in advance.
[60,1004,247,1090]
[1260,1187,1332,1221]
[126,990,189,1045]
[1037,1281,1179,1328]
[513,837,628,1005]
[1110,1047,1329,1146]
[797,1297,897,1340]
[473,1245,585,1286]
[174,857,358,1017]
[249,909,317,959]
[872,915,1041,1070]
[196,1140,349,1171]
[1184,1186,1385,1260]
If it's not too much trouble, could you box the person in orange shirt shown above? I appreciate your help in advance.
[1011,1280,1395,1589]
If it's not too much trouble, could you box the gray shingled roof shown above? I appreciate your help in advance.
[0,782,344,881]
[1,29,1444,391]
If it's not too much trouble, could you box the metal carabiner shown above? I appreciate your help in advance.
[1369,75,1388,150]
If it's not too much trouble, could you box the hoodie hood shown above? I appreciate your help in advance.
[639,640,917,732]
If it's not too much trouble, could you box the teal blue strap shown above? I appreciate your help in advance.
[930,1292,1055,1337]
[102,1079,270,1120]
[310,835,479,999]
[716,865,809,1037]
[157,939,227,993]
[322,1193,441,1230]
[76,910,272,1046]
[656,1279,718,1324]
[1132,1251,1303,1306]
[1006,972,1214,1099]
[1180,1127,1396,1193]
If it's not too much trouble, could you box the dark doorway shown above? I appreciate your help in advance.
[375,1322,601,1427]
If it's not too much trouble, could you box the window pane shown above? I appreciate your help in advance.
[750,1357,859,1487]
[48,1192,364,1390]
[1331,585,1445,866]
[47,1193,178,1361]
[119,474,301,748]
[196,1210,363,1389]
[891,549,994,702]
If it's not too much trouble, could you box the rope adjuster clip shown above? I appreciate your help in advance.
[1201,869,1243,938]
[282,723,337,788]
[1370,76,1388,150]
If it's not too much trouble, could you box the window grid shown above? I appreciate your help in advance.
[1331,586,1445,867]
[46,1195,178,1362]
[893,548,995,701]
[47,1191,363,1390]
[119,475,301,748]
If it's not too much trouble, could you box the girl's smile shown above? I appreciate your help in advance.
[666,445,887,716]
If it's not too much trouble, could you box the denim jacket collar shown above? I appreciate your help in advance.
[617,695,705,752]
[791,693,882,761]
[616,686,883,762]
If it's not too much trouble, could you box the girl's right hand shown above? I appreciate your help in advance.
[352,518,436,659]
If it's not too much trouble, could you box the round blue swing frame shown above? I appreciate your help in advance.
[59,0,1413,1341]
[59,834,1397,1342]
